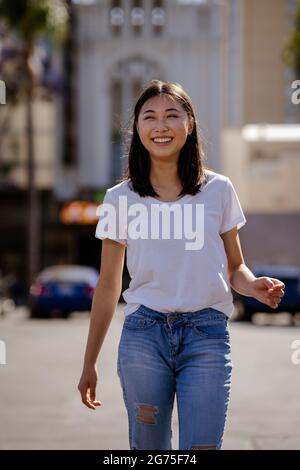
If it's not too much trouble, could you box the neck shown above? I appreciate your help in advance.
[150,164,181,189]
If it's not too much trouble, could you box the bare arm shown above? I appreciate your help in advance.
[78,238,126,409]
[220,226,254,296]
[221,227,285,308]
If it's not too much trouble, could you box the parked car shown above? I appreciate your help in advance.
[29,265,99,319]
[233,265,300,321]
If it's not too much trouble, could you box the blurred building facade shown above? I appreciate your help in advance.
[1,0,300,292]
[69,0,300,265]
[57,0,227,195]
[222,0,300,266]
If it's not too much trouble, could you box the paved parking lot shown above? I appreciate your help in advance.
[0,304,300,450]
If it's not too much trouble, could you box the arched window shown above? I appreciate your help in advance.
[109,57,162,179]
[110,79,123,180]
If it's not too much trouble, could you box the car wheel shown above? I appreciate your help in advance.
[241,308,254,322]
[61,310,71,319]
[234,301,254,322]
[30,306,44,319]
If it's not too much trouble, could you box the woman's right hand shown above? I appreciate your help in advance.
[78,364,102,410]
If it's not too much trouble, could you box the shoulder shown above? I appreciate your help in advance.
[105,179,132,198]
[203,169,229,190]
[205,169,228,181]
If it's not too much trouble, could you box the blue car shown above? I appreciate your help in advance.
[232,265,300,321]
[29,265,99,318]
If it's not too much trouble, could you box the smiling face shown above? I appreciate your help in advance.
[136,94,194,162]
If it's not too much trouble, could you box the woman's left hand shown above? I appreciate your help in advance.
[250,277,285,309]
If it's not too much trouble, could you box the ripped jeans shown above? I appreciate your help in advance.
[117,304,233,450]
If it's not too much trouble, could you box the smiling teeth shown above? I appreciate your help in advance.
[153,138,172,143]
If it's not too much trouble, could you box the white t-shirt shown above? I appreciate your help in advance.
[95,170,247,318]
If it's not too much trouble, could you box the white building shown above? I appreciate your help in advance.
[53,0,300,265]
[55,0,228,197]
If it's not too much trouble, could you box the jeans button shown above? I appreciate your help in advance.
[167,314,176,323]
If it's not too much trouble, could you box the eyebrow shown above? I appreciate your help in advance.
[142,108,181,115]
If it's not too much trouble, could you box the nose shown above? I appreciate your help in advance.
[153,119,169,132]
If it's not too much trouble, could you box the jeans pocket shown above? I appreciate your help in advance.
[123,312,157,331]
[192,320,230,339]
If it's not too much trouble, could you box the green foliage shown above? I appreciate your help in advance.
[282,1,300,79]
[94,190,107,204]
[0,0,69,47]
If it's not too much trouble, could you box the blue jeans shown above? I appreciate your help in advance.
[117,304,233,450]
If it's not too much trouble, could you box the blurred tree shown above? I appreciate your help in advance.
[282,1,300,79]
[0,36,28,183]
[0,0,68,296]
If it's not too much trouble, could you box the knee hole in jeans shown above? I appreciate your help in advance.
[190,444,217,450]
[135,404,159,425]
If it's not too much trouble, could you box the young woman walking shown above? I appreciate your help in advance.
[78,80,285,450]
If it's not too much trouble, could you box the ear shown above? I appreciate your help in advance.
[188,117,194,134]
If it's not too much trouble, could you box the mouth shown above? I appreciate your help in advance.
[151,137,174,146]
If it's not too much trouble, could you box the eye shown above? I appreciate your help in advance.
[144,115,178,120]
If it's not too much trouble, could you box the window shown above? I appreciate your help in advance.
[110,80,123,180]
[152,0,165,36]
[131,0,144,35]
[132,79,142,104]
[110,0,124,36]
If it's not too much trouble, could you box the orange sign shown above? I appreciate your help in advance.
[60,201,100,225]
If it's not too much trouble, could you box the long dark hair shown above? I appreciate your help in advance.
[117,79,211,198]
